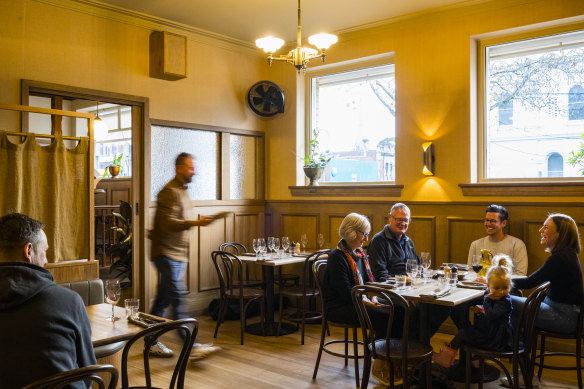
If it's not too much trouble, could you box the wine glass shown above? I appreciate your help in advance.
[420,252,432,283]
[259,238,267,259]
[273,237,281,258]
[104,279,121,322]
[317,233,325,249]
[472,254,483,275]
[300,233,308,253]
[281,236,290,255]
[267,237,275,258]
[406,259,419,289]
[252,238,260,258]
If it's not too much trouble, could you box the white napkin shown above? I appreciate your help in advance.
[420,289,451,299]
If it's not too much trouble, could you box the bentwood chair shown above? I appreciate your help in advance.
[121,318,198,389]
[277,249,330,344]
[533,297,584,388]
[312,259,364,389]
[23,364,118,389]
[218,242,264,288]
[352,285,433,389]
[212,250,265,344]
[463,282,550,389]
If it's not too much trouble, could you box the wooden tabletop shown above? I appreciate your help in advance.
[87,303,148,347]
[368,278,485,307]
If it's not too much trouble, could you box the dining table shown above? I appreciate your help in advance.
[238,252,310,336]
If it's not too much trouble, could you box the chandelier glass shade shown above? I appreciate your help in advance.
[256,0,337,71]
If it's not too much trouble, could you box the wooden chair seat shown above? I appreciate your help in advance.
[226,287,264,299]
[372,339,433,362]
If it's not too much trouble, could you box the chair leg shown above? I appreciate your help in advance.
[425,359,432,389]
[276,292,284,337]
[344,327,349,367]
[577,335,583,389]
[214,297,227,338]
[478,358,485,389]
[260,297,266,337]
[240,298,246,345]
[312,320,327,379]
[361,351,371,389]
[301,296,306,345]
[465,348,472,389]
[352,327,360,389]
[537,334,545,380]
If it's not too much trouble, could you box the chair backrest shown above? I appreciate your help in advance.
[301,249,330,290]
[514,281,551,357]
[313,259,329,316]
[351,285,411,361]
[121,318,198,389]
[219,242,247,254]
[211,250,245,295]
[22,364,118,389]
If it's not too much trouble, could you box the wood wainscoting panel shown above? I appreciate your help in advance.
[233,212,263,251]
[327,215,346,248]
[405,217,436,265]
[281,214,319,249]
[446,218,485,263]
[111,188,130,206]
[198,214,228,292]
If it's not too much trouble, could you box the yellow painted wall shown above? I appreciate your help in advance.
[265,0,584,202]
[0,0,268,132]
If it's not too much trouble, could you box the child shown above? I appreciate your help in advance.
[433,254,514,367]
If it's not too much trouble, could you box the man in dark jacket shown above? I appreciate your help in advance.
[0,213,96,389]
[368,202,419,280]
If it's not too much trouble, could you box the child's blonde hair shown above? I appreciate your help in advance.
[486,254,513,283]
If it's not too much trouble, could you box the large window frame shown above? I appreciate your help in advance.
[468,22,584,196]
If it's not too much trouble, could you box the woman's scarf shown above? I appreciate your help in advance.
[337,238,375,285]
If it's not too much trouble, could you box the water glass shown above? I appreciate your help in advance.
[396,274,407,290]
[267,237,275,258]
[273,237,281,258]
[124,298,139,320]
[252,238,260,258]
[281,236,290,255]
[300,233,308,252]
[423,268,434,284]
[317,233,325,249]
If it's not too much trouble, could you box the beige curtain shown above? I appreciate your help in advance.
[0,131,89,262]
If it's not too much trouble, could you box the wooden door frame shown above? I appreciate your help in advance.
[21,79,149,304]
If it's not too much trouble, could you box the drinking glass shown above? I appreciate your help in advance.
[252,238,260,258]
[396,275,407,290]
[281,236,290,255]
[317,233,325,249]
[105,279,121,322]
[124,298,139,320]
[406,259,418,289]
[273,237,281,258]
[472,254,483,275]
[300,233,308,253]
[267,237,275,258]
[259,239,267,258]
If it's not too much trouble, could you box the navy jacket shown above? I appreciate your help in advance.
[368,224,419,280]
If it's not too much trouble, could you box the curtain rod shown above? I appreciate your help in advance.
[2,131,86,141]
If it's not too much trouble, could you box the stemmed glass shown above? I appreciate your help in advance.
[273,237,281,258]
[259,239,267,259]
[104,279,121,322]
[420,252,432,283]
[281,237,290,256]
[472,254,483,276]
[317,233,325,249]
[406,259,419,290]
[252,238,260,258]
[267,237,275,258]
[300,233,308,253]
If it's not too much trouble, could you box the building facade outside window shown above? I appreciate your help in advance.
[481,29,584,180]
[309,63,395,183]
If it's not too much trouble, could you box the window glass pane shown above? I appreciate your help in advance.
[230,134,256,199]
[150,125,218,201]
[311,64,395,183]
[92,104,132,177]
[484,30,584,179]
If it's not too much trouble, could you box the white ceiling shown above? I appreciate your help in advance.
[94,0,478,44]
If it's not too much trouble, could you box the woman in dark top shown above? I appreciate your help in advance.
[323,212,391,385]
[511,213,583,334]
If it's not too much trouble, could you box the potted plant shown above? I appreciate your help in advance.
[104,153,124,178]
[303,129,331,186]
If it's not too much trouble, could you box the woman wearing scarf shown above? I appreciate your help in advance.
[322,213,392,386]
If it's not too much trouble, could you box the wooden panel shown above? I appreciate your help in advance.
[198,213,227,292]
[446,217,484,263]
[96,178,131,205]
[405,216,436,265]
[111,188,130,205]
[328,215,345,248]
[46,260,99,283]
[234,213,262,250]
[281,214,319,249]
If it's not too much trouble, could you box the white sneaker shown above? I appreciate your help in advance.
[189,343,220,361]
[148,341,174,358]
[500,374,540,388]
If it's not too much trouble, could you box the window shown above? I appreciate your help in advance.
[481,29,584,180]
[310,63,395,183]
[91,105,132,177]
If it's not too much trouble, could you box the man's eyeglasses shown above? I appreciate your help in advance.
[484,218,500,224]
[391,215,410,224]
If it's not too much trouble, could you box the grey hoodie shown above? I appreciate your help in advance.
[0,262,96,389]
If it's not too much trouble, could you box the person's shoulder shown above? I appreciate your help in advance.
[370,225,389,242]
[504,235,526,247]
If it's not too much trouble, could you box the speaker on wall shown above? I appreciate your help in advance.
[149,31,187,81]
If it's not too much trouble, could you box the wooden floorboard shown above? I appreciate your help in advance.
[124,313,580,388]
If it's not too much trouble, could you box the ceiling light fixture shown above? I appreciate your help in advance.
[93,101,109,141]
[255,0,337,72]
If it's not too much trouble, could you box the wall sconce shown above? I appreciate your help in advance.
[422,142,435,176]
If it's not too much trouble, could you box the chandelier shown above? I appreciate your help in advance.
[255,0,338,72]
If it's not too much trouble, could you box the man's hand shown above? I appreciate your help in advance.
[189,216,214,227]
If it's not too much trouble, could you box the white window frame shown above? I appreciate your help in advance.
[305,53,396,185]
[476,22,584,183]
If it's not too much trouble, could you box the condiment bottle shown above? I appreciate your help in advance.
[295,242,301,254]
[443,265,451,281]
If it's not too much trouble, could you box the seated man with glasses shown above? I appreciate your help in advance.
[368,202,417,280]
[467,204,528,276]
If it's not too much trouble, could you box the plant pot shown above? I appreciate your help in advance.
[303,166,324,186]
[108,166,120,178]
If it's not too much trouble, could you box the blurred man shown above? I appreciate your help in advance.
[468,205,528,275]
[0,212,96,389]
[149,152,219,360]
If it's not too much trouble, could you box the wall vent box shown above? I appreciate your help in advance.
[149,31,187,81]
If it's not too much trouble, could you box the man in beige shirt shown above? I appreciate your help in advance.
[149,152,216,359]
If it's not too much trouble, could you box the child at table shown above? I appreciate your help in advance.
[433,255,514,367]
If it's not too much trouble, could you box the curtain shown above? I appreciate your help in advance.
[0,131,89,262]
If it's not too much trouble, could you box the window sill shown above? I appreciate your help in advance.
[289,184,403,197]
[459,182,584,196]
